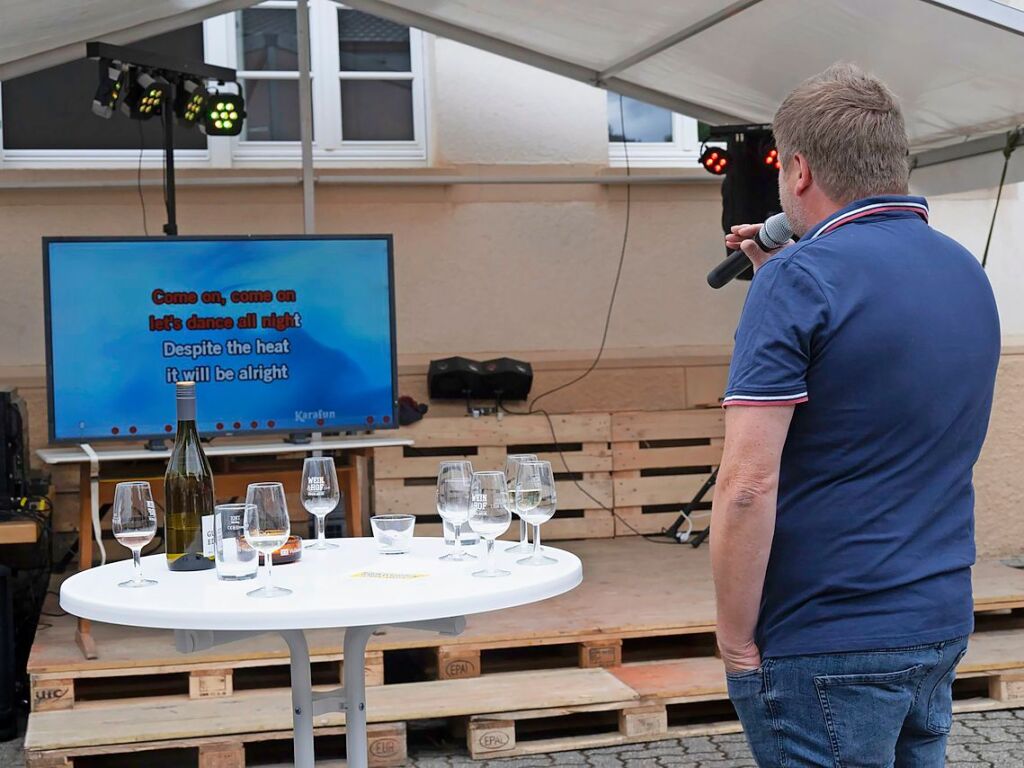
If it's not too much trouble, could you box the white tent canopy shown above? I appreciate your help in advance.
[1,0,1023,191]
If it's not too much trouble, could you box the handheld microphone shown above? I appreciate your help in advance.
[707,212,793,289]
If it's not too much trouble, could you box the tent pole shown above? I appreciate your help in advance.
[297,0,315,234]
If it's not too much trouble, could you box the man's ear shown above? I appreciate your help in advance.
[793,153,813,197]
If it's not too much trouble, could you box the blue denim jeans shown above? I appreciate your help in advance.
[726,635,969,767]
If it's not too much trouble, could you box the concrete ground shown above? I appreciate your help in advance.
[3,711,1021,767]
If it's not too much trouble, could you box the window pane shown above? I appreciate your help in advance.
[340,80,413,141]
[238,8,304,71]
[608,93,673,143]
[1,26,207,151]
[242,79,302,141]
[338,9,411,72]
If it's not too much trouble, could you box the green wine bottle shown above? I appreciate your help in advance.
[164,381,215,571]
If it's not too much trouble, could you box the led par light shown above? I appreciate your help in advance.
[175,78,210,125]
[699,145,731,175]
[121,70,170,120]
[91,59,127,119]
[201,87,246,136]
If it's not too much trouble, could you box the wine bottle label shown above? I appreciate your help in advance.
[202,514,215,557]
[146,500,157,517]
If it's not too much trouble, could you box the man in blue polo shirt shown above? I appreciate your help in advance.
[711,63,1000,767]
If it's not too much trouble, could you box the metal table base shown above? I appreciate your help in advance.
[176,617,466,768]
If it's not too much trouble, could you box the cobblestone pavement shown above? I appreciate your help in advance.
[413,711,1024,768]
[2,710,1021,767]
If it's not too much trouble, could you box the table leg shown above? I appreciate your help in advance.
[76,464,97,660]
[343,625,375,768]
[281,630,315,768]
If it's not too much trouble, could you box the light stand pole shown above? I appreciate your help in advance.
[162,100,178,236]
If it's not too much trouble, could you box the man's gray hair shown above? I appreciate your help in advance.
[772,63,909,203]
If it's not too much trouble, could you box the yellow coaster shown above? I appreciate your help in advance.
[350,570,429,580]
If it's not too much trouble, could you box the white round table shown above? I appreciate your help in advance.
[60,537,582,768]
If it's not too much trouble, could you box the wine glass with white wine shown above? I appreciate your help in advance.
[469,471,513,578]
[112,481,158,588]
[504,453,537,553]
[437,460,476,561]
[515,461,558,566]
[244,482,292,598]
[301,457,341,550]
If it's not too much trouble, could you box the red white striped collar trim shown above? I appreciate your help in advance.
[810,201,930,240]
[722,392,809,407]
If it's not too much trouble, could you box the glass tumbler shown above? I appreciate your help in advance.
[215,502,259,581]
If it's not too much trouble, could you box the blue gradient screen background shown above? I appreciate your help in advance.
[45,237,396,441]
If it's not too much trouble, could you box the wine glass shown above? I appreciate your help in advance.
[437,461,476,561]
[112,481,158,588]
[504,453,538,553]
[469,471,512,578]
[301,457,341,550]
[244,482,292,598]
[515,461,558,566]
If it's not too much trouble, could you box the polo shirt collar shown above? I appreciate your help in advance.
[808,195,930,240]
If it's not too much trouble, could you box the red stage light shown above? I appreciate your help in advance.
[700,146,731,176]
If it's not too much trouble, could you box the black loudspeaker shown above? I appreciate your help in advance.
[480,358,533,401]
[0,565,15,741]
[0,389,28,512]
[427,357,485,399]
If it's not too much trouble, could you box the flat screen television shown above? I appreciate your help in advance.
[43,236,398,444]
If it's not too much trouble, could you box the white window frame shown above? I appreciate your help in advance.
[0,0,428,170]
[608,111,702,169]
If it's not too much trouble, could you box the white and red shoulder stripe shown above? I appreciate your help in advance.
[722,392,809,407]
[811,201,929,240]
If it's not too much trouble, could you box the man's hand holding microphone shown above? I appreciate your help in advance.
[707,213,794,288]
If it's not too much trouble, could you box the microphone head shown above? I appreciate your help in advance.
[759,212,793,250]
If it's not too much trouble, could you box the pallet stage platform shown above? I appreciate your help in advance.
[24,539,1024,766]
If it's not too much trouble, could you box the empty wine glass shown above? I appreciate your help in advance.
[437,460,476,561]
[469,471,512,578]
[244,482,292,598]
[112,481,158,588]
[301,456,341,550]
[504,454,537,553]
[515,461,558,566]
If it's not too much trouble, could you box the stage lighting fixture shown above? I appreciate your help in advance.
[91,59,126,119]
[201,88,246,136]
[764,146,781,171]
[121,70,170,120]
[700,145,730,175]
[175,78,210,126]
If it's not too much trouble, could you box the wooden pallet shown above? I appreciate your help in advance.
[610,410,723,536]
[30,542,1024,710]
[24,667,635,766]
[24,723,407,768]
[467,628,1024,759]
[373,413,614,541]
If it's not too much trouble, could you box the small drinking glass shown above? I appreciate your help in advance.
[515,461,558,566]
[437,460,475,561]
[469,471,512,578]
[214,503,258,580]
[504,454,537,553]
[370,514,416,554]
[301,456,341,550]
[112,481,158,588]
[244,482,292,598]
